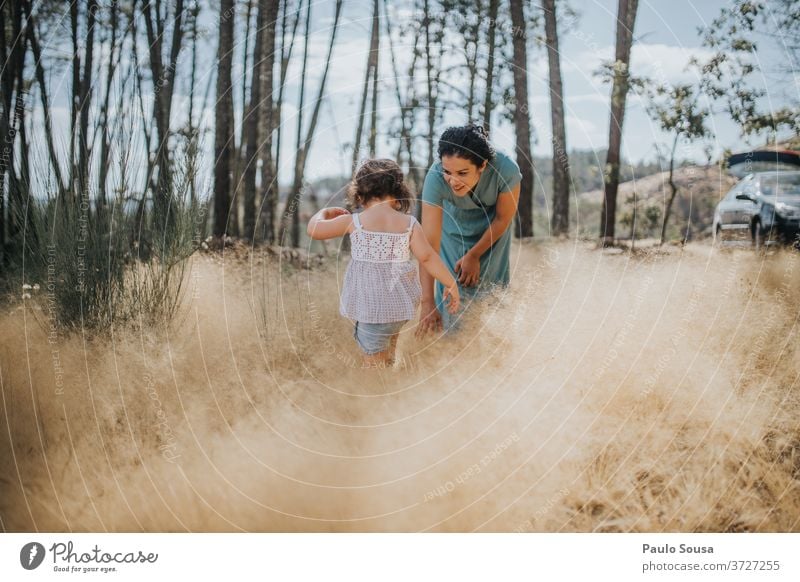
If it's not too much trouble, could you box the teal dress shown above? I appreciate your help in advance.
[421,150,522,328]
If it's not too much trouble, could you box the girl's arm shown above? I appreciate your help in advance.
[410,223,460,314]
[306,207,353,240]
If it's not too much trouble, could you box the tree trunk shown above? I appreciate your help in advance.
[368,0,380,156]
[187,0,200,206]
[231,0,256,239]
[423,0,442,172]
[243,0,264,240]
[543,0,570,236]
[69,0,79,196]
[280,0,344,247]
[97,0,120,211]
[214,0,235,236]
[0,0,28,250]
[25,11,66,195]
[351,0,380,171]
[269,0,303,243]
[384,0,419,189]
[77,0,98,200]
[509,0,533,238]
[142,0,187,234]
[255,0,279,242]
[660,133,680,245]
[600,0,639,246]
[482,0,499,134]
[463,0,481,121]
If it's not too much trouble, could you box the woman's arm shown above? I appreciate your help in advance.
[306,207,352,240]
[419,202,443,304]
[455,183,520,286]
[410,223,460,314]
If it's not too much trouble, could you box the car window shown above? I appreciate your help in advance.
[759,173,800,198]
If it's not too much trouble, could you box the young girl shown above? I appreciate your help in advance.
[307,159,460,367]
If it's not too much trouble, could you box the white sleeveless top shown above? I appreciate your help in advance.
[339,213,422,323]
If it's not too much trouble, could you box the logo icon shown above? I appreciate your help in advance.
[20,542,45,570]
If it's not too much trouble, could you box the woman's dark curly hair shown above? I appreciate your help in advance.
[437,124,496,167]
[347,159,413,213]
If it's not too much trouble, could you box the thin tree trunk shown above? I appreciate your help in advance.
[509,0,533,238]
[482,0,499,134]
[256,0,279,243]
[243,0,264,240]
[543,0,570,236]
[368,0,379,156]
[77,0,98,199]
[268,0,303,243]
[187,0,200,206]
[660,133,680,245]
[0,0,28,247]
[384,0,418,186]
[281,0,313,245]
[600,0,639,246]
[25,12,66,194]
[142,0,187,233]
[232,0,256,238]
[214,0,235,236]
[97,0,121,210]
[69,0,79,195]
[423,0,439,171]
[351,0,380,170]
[463,1,481,121]
[9,19,31,247]
[280,0,344,247]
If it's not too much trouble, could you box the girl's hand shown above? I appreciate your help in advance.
[416,299,442,337]
[443,284,460,314]
[454,252,480,287]
[323,207,350,220]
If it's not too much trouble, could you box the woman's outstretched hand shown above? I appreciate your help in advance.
[416,299,442,337]
[454,252,480,287]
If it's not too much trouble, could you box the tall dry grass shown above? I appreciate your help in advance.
[1,241,799,532]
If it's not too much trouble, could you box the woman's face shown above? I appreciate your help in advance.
[441,155,487,197]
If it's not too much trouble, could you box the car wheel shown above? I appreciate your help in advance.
[752,220,764,252]
[713,224,722,247]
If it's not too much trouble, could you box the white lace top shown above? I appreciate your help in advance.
[340,213,422,323]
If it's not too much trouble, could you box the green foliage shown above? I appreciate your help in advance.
[646,83,711,144]
[5,145,203,334]
[14,190,202,334]
[695,0,800,138]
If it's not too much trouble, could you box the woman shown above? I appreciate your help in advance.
[417,124,522,334]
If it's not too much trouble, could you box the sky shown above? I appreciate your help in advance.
[28,0,800,192]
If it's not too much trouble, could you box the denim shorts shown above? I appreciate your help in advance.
[353,320,409,355]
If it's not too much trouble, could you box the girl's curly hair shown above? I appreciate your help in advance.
[347,159,413,213]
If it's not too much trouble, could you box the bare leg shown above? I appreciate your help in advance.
[387,334,400,366]
[361,350,392,369]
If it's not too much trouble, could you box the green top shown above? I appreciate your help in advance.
[421,150,522,210]
[420,150,522,330]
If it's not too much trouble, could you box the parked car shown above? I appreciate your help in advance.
[713,171,800,248]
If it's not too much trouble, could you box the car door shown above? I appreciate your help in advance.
[717,183,741,230]
[737,180,759,227]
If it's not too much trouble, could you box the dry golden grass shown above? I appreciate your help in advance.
[1,240,800,532]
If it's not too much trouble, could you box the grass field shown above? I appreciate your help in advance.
[2,240,799,532]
